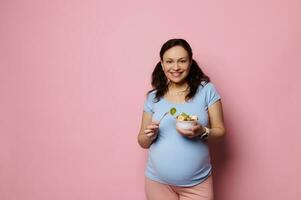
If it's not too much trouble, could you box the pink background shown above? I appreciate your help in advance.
[1,0,301,199]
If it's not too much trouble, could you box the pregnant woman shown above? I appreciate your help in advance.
[137,38,226,200]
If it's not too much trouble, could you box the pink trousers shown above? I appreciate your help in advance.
[144,176,214,200]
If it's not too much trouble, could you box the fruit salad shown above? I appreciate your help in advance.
[176,112,198,130]
[176,112,198,121]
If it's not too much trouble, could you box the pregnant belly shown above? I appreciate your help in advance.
[149,138,210,184]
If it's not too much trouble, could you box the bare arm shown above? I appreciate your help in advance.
[207,100,226,141]
[137,112,159,149]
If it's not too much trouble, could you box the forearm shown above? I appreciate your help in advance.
[138,134,154,149]
[208,127,226,141]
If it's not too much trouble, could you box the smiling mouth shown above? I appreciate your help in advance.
[170,72,182,77]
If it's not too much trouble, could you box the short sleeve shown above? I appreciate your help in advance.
[143,92,155,114]
[205,82,221,107]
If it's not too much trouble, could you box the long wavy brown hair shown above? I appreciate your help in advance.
[147,38,210,102]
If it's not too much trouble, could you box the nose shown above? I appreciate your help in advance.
[172,63,179,70]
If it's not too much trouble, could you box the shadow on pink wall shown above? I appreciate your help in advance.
[209,112,233,199]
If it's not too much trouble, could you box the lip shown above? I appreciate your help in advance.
[170,72,182,77]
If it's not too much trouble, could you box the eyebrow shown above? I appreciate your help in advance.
[165,57,187,60]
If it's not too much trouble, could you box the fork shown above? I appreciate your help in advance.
[158,112,169,123]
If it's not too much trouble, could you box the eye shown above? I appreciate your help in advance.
[180,60,187,63]
[166,61,172,63]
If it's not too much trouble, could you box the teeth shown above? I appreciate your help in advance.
[171,72,181,77]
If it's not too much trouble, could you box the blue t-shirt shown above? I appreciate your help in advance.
[143,81,221,187]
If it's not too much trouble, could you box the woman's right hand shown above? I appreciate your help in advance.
[144,121,160,142]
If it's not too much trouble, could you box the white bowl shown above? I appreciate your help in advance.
[176,120,197,130]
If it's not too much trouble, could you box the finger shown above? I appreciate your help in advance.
[179,127,193,135]
[151,122,160,127]
[152,121,160,125]
[177,127,196,138]
[146,132,155,137]
[144,129,153,134]
[146,132,154,137]
[191,124,202,131]
[147,124,159,130]
[176,127,193,136]
[150,133,158,140]
[191,126,202,134]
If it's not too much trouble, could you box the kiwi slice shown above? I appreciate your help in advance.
[169,107,177,116]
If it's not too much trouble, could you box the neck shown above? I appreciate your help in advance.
[167,82,189,92]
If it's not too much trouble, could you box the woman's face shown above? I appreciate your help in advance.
[161,45,191,85]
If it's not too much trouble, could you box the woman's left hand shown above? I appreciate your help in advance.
[176,123,205,139]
